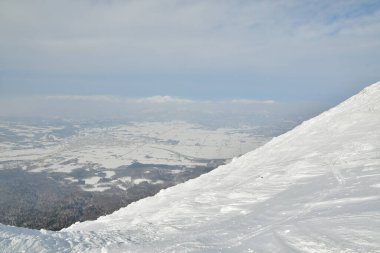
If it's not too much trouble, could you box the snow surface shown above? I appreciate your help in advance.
[1,82,380,252]
[0,121,265,170]
[0,121,267,191]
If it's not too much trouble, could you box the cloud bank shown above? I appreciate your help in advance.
[0,95,327,130]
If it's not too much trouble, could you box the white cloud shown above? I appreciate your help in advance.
[230,99,276,105]
[133,96,193,104]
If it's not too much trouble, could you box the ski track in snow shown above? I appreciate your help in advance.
[1,82,380,252]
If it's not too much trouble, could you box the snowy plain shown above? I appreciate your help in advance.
[0,121,267,192]
[0,82,380,252]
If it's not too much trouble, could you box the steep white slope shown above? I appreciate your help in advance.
[1,82,380,253]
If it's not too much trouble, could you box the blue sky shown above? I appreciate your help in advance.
[0,0,379,104]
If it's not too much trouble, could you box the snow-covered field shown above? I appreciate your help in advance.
[0,121,266,166]
[0,82,379,252]
[0,121,267,192]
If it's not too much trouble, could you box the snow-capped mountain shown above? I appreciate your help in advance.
[1,81,379,252]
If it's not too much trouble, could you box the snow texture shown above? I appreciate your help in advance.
[0,121,267,192]
[1,82,380,252]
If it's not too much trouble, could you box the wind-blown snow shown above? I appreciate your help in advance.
[1,82,380,252]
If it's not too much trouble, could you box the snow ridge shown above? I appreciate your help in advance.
[1,82,380,253]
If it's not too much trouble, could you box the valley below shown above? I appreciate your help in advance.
[0,120,277,230]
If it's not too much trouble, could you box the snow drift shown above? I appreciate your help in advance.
[1,82,380,252]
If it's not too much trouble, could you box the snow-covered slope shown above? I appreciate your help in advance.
[1,82,380,252]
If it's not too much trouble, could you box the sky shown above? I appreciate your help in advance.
[0,0,379,121]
